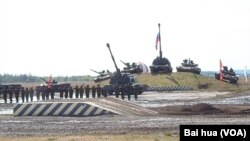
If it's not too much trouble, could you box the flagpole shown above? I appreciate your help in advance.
[158,23,162,59]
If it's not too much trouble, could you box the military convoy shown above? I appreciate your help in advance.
[215,66,239,84]
[176,58,201,74]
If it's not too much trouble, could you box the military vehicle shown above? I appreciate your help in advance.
[90,69,112,83]
[150,23,173,74]
[176,58,201,74]
[37,77,70,93]
[120,60,143,74]
[103,43,147,95]
[215,66,238,84]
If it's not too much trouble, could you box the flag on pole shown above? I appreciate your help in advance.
[155,32,160,50]
[48,75,52,88]
[244,65,248,83]
[219,59,223,81]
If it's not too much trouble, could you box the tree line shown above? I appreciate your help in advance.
[0,74,94,83]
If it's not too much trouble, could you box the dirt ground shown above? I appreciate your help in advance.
[0,91,250,137]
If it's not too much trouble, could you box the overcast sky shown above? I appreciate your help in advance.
[0,0,249,76]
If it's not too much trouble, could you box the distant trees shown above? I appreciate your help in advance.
[0,74,93,83]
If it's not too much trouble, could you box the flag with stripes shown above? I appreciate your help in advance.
[155,32,160,50]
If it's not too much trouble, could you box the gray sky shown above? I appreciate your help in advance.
[0,0,249,76]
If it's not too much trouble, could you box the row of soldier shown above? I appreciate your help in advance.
[1,84,139,103]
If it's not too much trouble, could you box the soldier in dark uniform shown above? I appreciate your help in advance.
[127,84,132,101]
[115,84,119,98]
[85,85,90,98]
[46,87,50,100]
[50,86,55,99]
[102,86,108,98]
[29,87,34,102]
[69,86,73,98]
[91,85,96,98]
[120,85,125,100]
[21,87,25,103]
[96,84,101,98]
[59,86,64,98]
[36,87,40,101]
[41,86,46,100]
[25,87,29,102]
[14,87,20,103]
[9,88,14,103]
[3,87,8,103]
[65,86,69,99]
[134,85,139,100]
[79,85,84,98]
[74,85,79,98]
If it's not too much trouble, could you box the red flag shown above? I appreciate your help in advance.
[48,75,52,88]
[155,32,160,50]
[219,59,223,81]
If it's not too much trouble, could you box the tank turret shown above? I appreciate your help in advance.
[150,23,173,74]
[120,60,143,74]
[90,69,112,82]
[176,58,201,74]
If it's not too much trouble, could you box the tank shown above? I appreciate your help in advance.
[90,69,112,83]
[215,66,238,84]
[176,58,201,74]
[150,23,173,74]
[120,60,143,74]
[38,77,71,92]
[104,43,147,95]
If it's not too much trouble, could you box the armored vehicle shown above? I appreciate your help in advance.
[90,69,112,83]
[37,77,70,92]
[120,60,143,74]
[104,43,147,95]
[150,23,173,74]
[176,58,201,74]
[215,66,238,84]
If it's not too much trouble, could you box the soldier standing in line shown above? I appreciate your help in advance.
[102,86,108,98]
[96,84,101,98]
[46,87,50,100]
[79,85,84,98]
[85,85,90,98]
[25,87,29,102]
[120,85,125,100]
[41,86,46,100]
[29,87,34,102]
[36,87,40,101]
[65,86,69,99]
[69,86,73,98]
[115,84,119,98]
[134,85,139,100]
[21,87,25,103]
[74,85,79,98]
[14,87,20,103]
[9,88,14,103]
[3,87,8,103]
[91,85,96,98]
[127,84,131,101]
[50,86,55,99]
[59,86,64,98]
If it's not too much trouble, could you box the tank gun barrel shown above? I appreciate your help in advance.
[90,69,101,74]
[120,60,127,66]
[39,77,48,82]
[106,43,120,73]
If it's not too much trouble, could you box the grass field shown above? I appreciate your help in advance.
[0,133,178,141]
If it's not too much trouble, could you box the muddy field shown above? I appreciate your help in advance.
[0,91,250,136]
